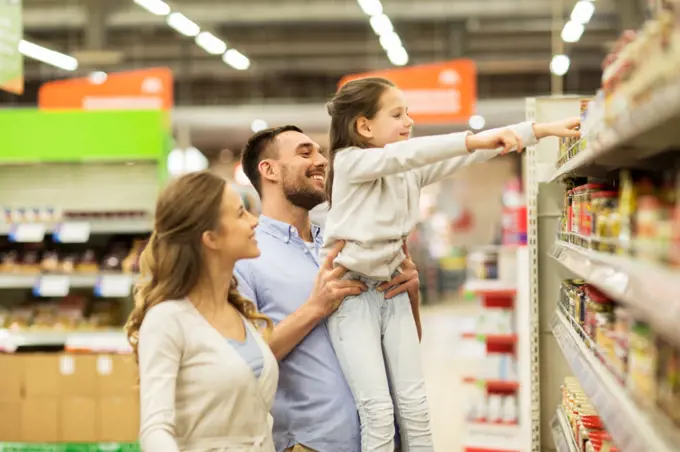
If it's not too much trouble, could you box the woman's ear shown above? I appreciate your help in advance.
[356,117,373,140]
[201,230,220,251]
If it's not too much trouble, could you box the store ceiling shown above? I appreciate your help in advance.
[3,0,639,151]
[11,0,627,103]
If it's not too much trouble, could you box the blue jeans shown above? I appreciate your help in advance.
[328,275,433,452]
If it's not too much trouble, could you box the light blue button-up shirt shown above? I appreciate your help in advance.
[234,215,360,452]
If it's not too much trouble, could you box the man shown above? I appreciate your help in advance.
[234,125,421,452]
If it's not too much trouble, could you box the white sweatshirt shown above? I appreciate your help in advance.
[319,122,537,280]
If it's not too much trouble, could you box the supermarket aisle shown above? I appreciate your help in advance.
[420,300,479,451]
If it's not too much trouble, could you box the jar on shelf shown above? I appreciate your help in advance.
[627,321,658,406]
[618,170,637,255]
[567,189,574,234]
[584,286,614,342]
[656,339,680,426]
[636,187,662,261]
[572,186,585,235]
[592,190,619,252]
[581,183,609,238]
[612,307,632,379]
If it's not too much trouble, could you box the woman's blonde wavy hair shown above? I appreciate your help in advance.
[125,170,273,362]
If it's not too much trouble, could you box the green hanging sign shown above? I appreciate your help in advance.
[0,0,24,95]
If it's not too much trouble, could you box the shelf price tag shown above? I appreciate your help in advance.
[95,274,133,298]
[9,223,46,243]
[33,275,70,297]
[54,222,91,243]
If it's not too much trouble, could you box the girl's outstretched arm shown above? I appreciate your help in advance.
[414,118,580,187]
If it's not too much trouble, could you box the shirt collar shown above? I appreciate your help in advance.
[258,215,322,243]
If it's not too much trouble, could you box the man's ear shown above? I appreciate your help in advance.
[258,159,280,184]
[356,117,373,140]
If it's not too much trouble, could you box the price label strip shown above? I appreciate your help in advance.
[95,274,133,298]
[33,275,70,297]
[54,222,91,243]
[8,223,46,243]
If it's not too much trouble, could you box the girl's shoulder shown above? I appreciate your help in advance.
[332,146,363,165]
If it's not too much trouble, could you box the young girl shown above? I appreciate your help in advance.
[320,77,580,452]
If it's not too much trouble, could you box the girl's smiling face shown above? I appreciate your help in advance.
[356,86,414,147]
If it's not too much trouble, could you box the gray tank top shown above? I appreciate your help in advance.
[226,320,264,378]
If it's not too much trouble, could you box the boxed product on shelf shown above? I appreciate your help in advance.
[560,377,619,452]
[466,389,519,426]
[0,352,139,443]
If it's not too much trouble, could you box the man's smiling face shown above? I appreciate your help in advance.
[275,130,328,211]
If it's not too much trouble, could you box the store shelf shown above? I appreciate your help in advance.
[550,79,680,182]
[551,309,680,452]
[552,239,680,347]
[461,333,518,344]
[0,329,130,353]
[550,407,579,452]
[0,272,138,291]
[463,423,522,452]
[0,442,140,451]
[0,218,152,238]
[462,377,519,392]
[464,279,517,293]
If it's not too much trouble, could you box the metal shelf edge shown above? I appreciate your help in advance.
[551,240,680,348]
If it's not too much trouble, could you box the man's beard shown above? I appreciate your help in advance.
[282,170,326,211]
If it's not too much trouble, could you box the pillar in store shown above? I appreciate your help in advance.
[448,22,467,59]
[618,0,646,30]
[84,0,109,50]
[551,0,565,95]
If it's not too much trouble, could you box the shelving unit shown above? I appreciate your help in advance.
[461,246,530,452]
[552,309,680,452]
[0,110,166,446]
[528,61,680,450]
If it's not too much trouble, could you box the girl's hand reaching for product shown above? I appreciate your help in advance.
[465,128,524,155]
[532,117,581,139]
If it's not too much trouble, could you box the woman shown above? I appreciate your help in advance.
[125,170,278,451]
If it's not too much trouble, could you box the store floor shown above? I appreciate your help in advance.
[421,299,479,452]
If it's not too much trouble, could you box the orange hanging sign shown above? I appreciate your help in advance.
[38,67,173,111]
[339,59,477,125]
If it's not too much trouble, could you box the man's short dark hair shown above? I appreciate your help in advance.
[241,125,303,196]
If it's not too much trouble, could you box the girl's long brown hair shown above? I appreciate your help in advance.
[325,77,395,206]
[124,170,273,362]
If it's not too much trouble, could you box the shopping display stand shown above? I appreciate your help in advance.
[526,35,680,449]
[460,245,531,452]
[0,109,170,448]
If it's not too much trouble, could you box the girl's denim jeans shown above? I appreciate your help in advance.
[328,274,433,452]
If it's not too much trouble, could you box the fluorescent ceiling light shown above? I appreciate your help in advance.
[469,115,485,130]
[133,0,170,16]
[369,14,393,36]
[387,46,408,66]
[571,0,595,24]
[223,49,250,70]
[550,54,570,76]
[251,119,268,132]
[88,71,108,84]
[184,147,209,173]
[167,12,200,37]
[18,40,78,71]
[357,0,383,16]
[196,32,227,55]
[379,31,402,51]
[561,20,585,43]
